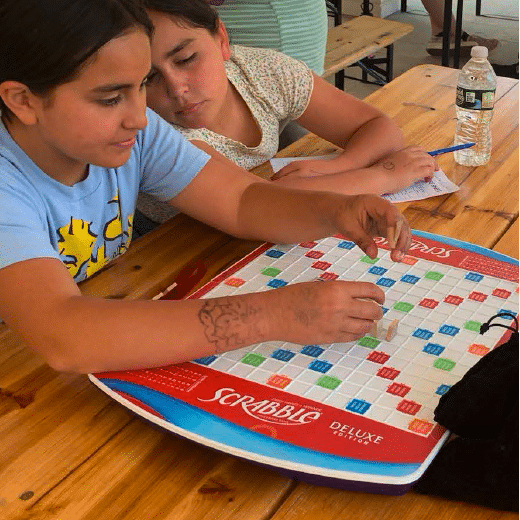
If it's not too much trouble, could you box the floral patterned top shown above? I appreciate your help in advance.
[138,45,313,224]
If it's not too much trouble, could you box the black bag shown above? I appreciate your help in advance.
[414,313,519,512]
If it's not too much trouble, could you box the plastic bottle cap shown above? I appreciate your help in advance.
[471,46,488,58]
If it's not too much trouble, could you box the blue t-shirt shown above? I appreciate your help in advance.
[0,108,210,282]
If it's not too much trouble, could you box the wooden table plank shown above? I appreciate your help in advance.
[403,127,519,247]
[268,482,519,520]
[0,374,133,516]
[82,214,229,301]
[323,16,414,78]
[366,64,517,119]
[10,419,294,520]
[494,219,519,259]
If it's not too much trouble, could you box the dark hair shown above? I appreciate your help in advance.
[142,0,219,34]
[0,0,153,118]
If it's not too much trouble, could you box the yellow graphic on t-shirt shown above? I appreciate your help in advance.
[84,239,110,279]
[57,219,99,279]
[104,195,134,254]
[57,192,133,280]
[105,196,124,240]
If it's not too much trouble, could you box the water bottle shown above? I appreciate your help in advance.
[454,46,497,166]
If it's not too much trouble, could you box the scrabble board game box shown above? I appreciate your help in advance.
[89,230,519,494]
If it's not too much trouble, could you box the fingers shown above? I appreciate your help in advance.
[272,160,327,181]
[277,279,387,345]
[397,217,411,250]
[348,281,386,306]
[271,161,315,180]
[379,199,411,259]
[354,235,379,259]
[368,200,410,261]
[417,148,437,175]
[316,280,385,335]
[392,214,411,258]
[355,196,392,254]
[305,279,385,315]
[339,195,410,261]
[327,281,385,339]
[387,219,402,249]
[271,164,298,180]
[338,318,378,341]
[387,216,410,262]
[339,302,383,329]
[394,146,437,180]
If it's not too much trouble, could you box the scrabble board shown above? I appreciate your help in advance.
[89,230,519,495]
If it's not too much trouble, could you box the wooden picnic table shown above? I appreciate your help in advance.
[0,64,517,519]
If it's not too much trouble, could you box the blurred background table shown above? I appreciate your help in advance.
[0,65,517,520]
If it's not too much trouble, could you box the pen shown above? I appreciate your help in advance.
[428,143,475,156]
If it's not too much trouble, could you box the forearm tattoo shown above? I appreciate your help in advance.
[291,285,319,326]
[198,298,266,354]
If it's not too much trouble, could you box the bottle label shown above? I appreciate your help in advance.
[456,87,495,110]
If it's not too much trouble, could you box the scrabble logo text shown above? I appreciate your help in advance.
[375,236,457,259]
[198,387,322,426]
[409,239,456,259]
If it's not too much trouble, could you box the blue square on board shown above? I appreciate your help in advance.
[439,324,460,336]
[497,310,517,319]
[194,355,218,366]
[376,277,396,288]
[337,241,355,249]
[265,249,284,258]
[308,359,333,373]
[423,343,445,356]
[465,272,484,282]
[401,274,420,284]
[346,399,371,414]
[301,345,324,357]
[267,278,287,288]
[368,266,387,276]
[436,384,451,396]
[413,328,434,340]
[271,349,295,362]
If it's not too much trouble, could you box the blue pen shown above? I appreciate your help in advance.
[428,143,475,156]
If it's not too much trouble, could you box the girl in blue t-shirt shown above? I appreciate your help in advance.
[0,0,411,374]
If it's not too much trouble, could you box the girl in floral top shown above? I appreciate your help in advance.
[137,0,436,229]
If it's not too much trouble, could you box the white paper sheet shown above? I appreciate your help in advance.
[269,155,459,203]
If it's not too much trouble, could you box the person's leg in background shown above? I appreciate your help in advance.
[421,0,498,56]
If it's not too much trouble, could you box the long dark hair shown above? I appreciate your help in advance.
[142,0,219,34]
[0,0,153,118]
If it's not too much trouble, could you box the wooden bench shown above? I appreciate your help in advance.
[323,15,414,89]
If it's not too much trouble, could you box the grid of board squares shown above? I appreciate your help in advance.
[194,237,519,437]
